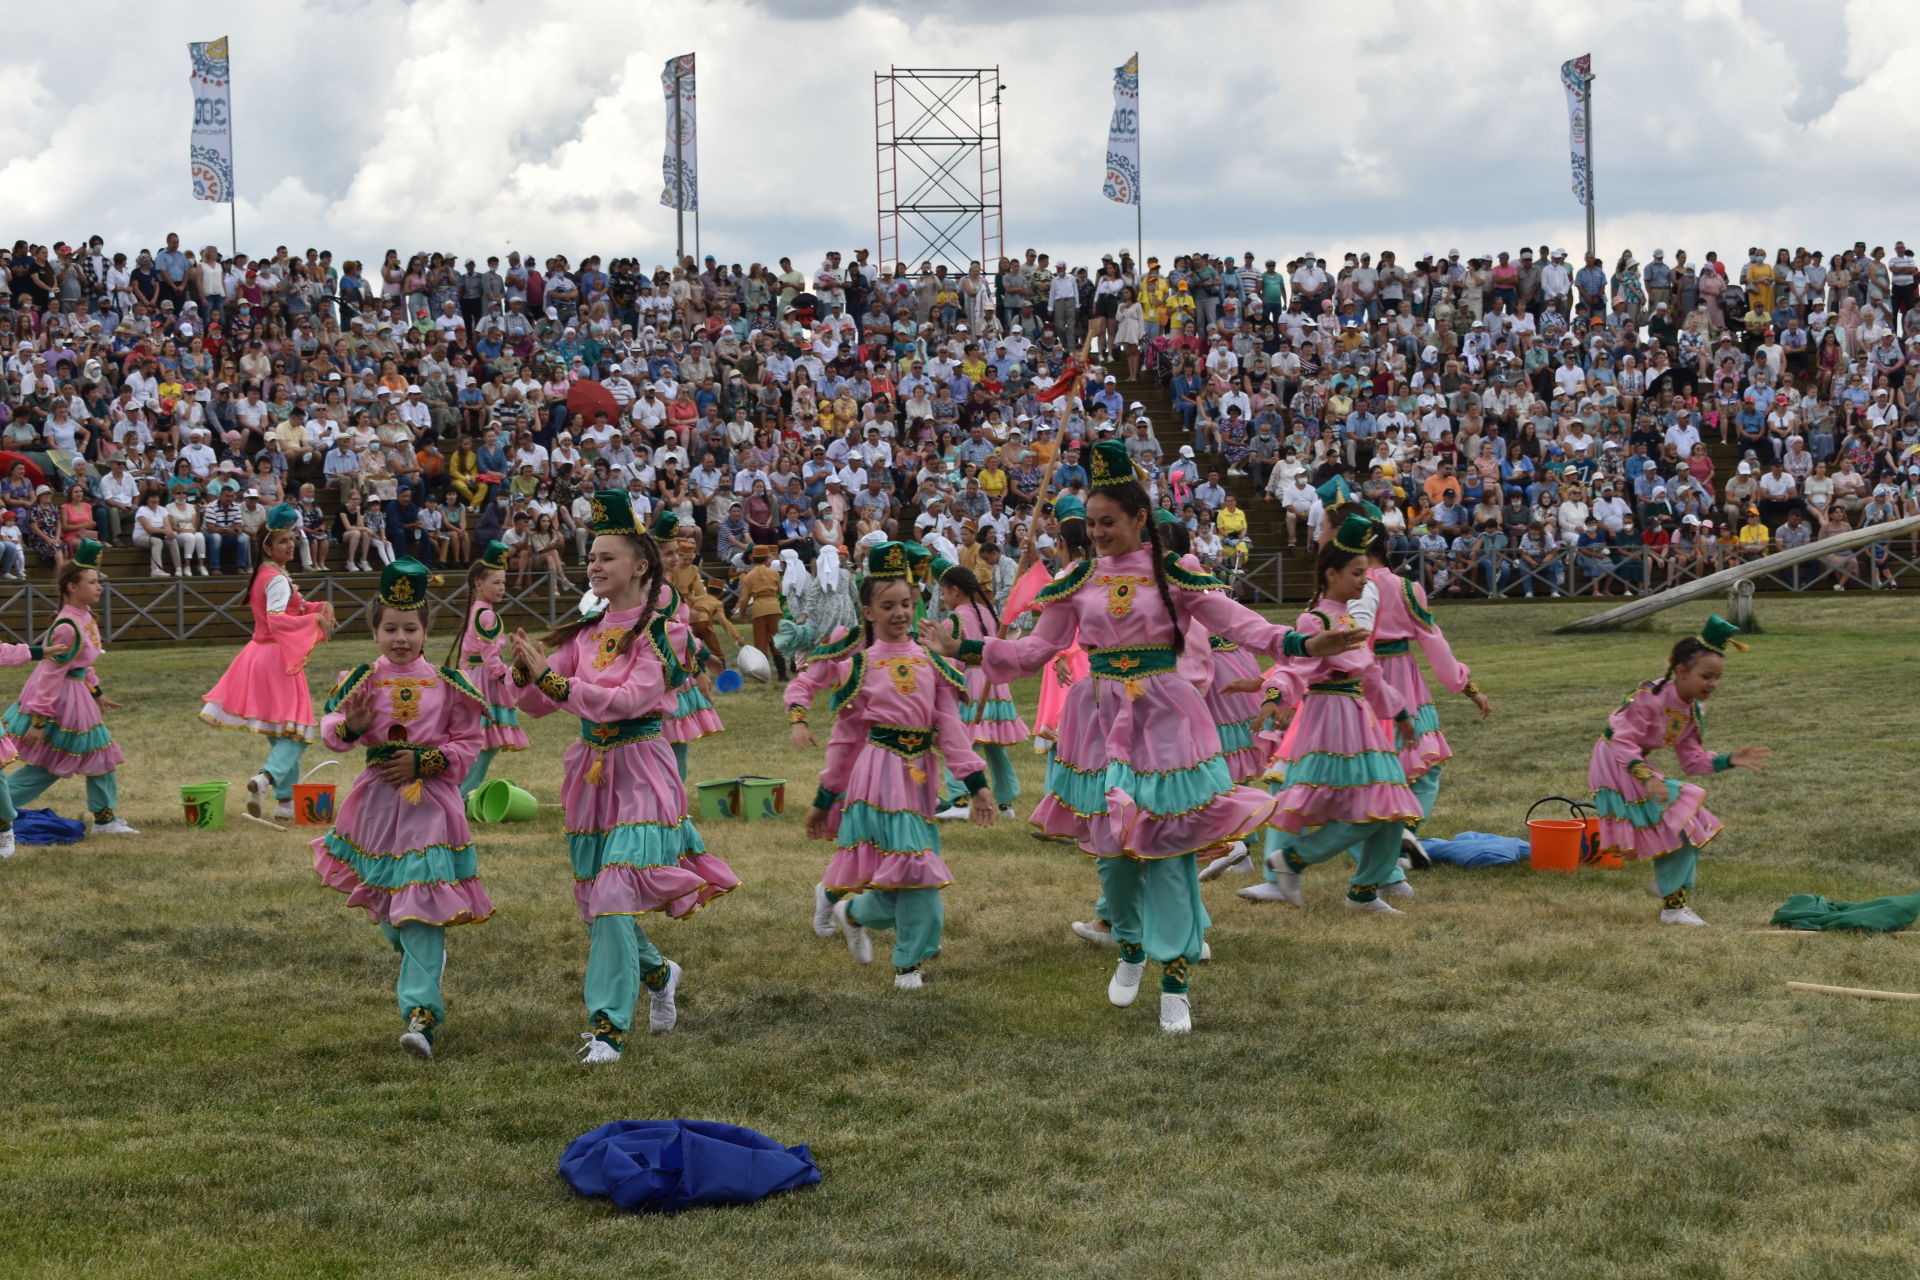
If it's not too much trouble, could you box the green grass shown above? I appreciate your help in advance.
[5,597,1920,1279]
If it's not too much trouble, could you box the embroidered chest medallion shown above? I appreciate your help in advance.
[882,655,925,695]
[1094,574,1148,617]
[590,628,625,671]
[1660,708,1688,747]
[377,675,438,725]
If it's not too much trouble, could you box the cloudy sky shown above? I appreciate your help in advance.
[4,0,1911,271]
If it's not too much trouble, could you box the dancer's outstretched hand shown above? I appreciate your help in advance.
[1731,745,1771,771]
[789,723,817,750]
[804,805,833,840]
[1220,676,1264,695]
[1304,627,1368,657]
[922,625,961,658]
[1468,688,1492,720]
[969,790,997,828]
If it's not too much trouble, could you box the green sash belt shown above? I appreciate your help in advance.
[1372,639,1411,656]
[868,724,935,759]
[1307,677,1364,697]
[64,666,91,680]
[578,716,663,748]
[1088,644,1177,681]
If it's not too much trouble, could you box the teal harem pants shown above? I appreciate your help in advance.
[845,887,945,972]
[583,915,674,1049]
[7,765,118,823]
[379,921,446,1038]
[1098,853,1205,993]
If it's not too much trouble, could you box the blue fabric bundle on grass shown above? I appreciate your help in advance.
[560,1120,821,1213]
[1421,831,1529,869]
[16,809,86,846]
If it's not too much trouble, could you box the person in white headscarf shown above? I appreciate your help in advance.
[798,543,858,638]
[779,547,810,607]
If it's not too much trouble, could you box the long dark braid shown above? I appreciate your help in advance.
[1142,515,1184,650]
[443,560,499,669]
[941,564,1001,634]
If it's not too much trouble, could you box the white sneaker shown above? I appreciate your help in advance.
[1198,841,1252,881]
[1108,958,1145,1007]
[894,970,924,990]
[833,899,872,964]
[576,1032,621,1065]
[0,829,13,858]
[998,804,1017,818]
[153,570,173,578]
[1344,895,1404,915]
[93,818,140,835]
[1071,919,1115,946]
[1261,851,1308,907]
[196,566,209,576]
[1660,906,1709,927]
[399,1016,434,1060]
[1236,880,1293,903]
[811,884,838,938]
[933,804,969,820]
[1379,880,1416,900]
[1160,992,1193,1034]
[245,771,272,819]
[273,800,294,822]
[1401,830,1431,870]
[647,959,682,1032]
[1200,941,1212,963]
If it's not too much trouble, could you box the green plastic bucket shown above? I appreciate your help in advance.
[472,778,538,823]
[694,779,738,822]
[735,776,787,822]
[181,782,230,830]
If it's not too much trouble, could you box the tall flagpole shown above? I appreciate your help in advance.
[1583,70,1595,264]
[228,37,238,257]
[673,68,686,263]
[1135,54,1143,271]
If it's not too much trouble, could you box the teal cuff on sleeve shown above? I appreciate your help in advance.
[813,786,840,811]
[1711,752,1733,773]
[1282,630,1308,658]
[957,637,985,663]
[962,770,989,797]
[1261,687,1285,706]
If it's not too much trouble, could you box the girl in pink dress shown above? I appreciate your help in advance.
[0,640,32,858]
[313,558,492,1059]
[784,625,859,940]
[925,441,1360,1034]
[1032,506,1092,754]
[804,542,995,989]
[658,527,724,780]
[200,504,336,821]
[3,541,135,835]
[508,492,738,1065]
[446,540,528,798]
[1259,516,1426,914]
[933,560,1028,818]
[1588,616,1770,926]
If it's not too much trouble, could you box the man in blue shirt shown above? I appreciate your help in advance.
[154,232,192,308]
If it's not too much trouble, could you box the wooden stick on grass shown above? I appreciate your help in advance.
[1786,981,1920,1001]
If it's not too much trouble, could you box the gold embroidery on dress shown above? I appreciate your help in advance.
[376,676,439,725]
[1660,708,1688,747]
[1094,574,1147,617]
[883,655,925,695]
[590,628,624,670]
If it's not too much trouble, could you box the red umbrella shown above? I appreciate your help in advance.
[565,380,619,425]
[0,451,46,487]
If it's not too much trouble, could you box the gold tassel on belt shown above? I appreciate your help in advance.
[399,779,424,805]
[586,750,605,786]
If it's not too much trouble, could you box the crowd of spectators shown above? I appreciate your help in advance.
[2,232,1917,602]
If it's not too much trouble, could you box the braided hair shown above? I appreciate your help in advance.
[940,563,1001,634]
[539,533,662,662]
[443,559,504,669]
[1653,635,1713,693]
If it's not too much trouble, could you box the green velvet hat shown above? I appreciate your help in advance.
[929,556,956,582]
[865,540,913,580]
[1152,508,1182,526]
[70,539,106,571]
[649,509,680,541]
[901,541,933,580]
[1087,438,1137,488]
[378,557,438,611]
[477,540,510,571]
[265,502,301,531]
[1696,613,1748,654]
[587,490,640,537]
[1331,513,1379,555]
[1053,494,1087,522]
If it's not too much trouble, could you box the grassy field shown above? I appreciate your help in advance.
[4,595,1920,1278]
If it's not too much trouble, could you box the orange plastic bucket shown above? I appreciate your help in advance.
[1581,815,1622,869]
[291,782,337,827]
[1525,796,1589,873]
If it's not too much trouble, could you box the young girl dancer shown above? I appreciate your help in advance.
[1588,616,1770,926]
[784,625,859,940]
[658,522,724,780]
[0,640,34,858]
[932,560,1027,819]
[1259,516,1426,914]
[313,559,491,1059]
[804,541,996,989]
[926,441,1360,1033]
[2,541,137,835]
[509,492,738,1063]
[448,541,529,798]
[201,504,336,820]
[1032,504,1092,759]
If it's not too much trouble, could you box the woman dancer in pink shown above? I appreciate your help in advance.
[2,541,136,835]
[313,558,491,1059]
[1588,616,1769,926]
[926,440,1359,1034]
[1031,498,1091,756]
[1259,516,1425,913]
[804,541,995,989]
[933,559,1027,819]
[509,492,737,1065]
[201,504,335,821]
[446,540,528,798]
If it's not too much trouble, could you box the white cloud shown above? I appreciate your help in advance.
[7,0,1920,272]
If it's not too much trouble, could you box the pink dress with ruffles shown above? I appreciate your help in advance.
[514,603,738,921]
[311,657,494,926]
[1587,679,1724,860]
[661,589,725,744]
[1264,600,1424,833]
[457,599,529,752]
[952,601,1029,745]
[200,565,327,740]
[4,606,124,777]
[0,642,32,767]
[818,639,986,892]
[1366,568,1470,781]
[975,547,1305,861]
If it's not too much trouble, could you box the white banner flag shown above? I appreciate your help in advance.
[1561,53,1591,207]
[1103,53,1140,206]
[660,53,698,212]
[187,38,234,204]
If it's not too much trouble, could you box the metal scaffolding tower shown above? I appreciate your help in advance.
[874,67,1003,273]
